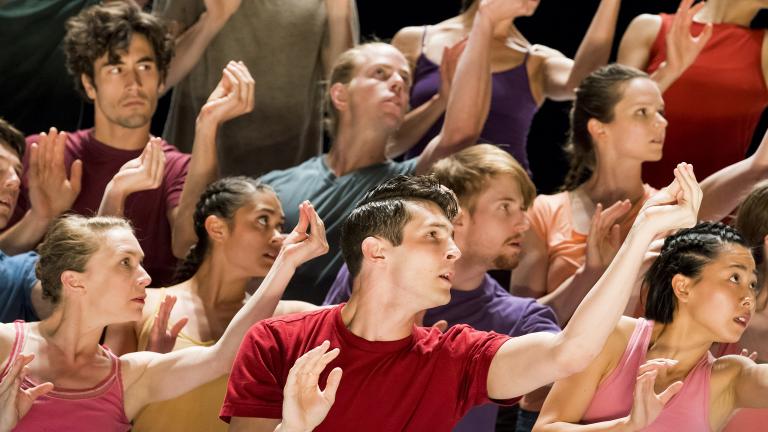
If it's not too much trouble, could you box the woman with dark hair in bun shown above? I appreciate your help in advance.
[534,220,768,431]
[105,177,317,432]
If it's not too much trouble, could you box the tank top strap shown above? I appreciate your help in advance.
[0,320,28,380]
[100,344,125,395]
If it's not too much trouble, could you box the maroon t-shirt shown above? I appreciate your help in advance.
[12,129,189,286]
[221,304,513,430]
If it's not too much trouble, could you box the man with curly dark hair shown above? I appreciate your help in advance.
[6,2,250,286]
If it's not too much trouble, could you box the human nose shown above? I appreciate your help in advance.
[137,265,152,288]
[271,229,285,246]
[514,210,530,233]
[655,112,668,128]
[2,167,20,191]
[126,67,143,89]
[446,237,462,261]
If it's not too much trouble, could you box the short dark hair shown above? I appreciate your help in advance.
[643,222,749,323]
[340,175,459,277]
[0,118,25,159]
[64,1,174,100]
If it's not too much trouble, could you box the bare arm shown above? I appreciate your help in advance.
[322,0,357,78]
[161,0,242,91]
[734,358,768,409]
[487,165,702,399]
[542,0,621,100]
[122,203,329,418]
[698,129,768,221]
[415,0,522,174]
[171,61,255,258]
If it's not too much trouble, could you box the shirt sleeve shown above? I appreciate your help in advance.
[0,252,40,323]
[162,149,190,210]
[526,195,552,244]
[510,300,561,337]
[443,326,512,412]
[220,323,287,422]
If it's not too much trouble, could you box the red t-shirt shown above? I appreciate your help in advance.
[221,304,513,431]
[12,129,189,286]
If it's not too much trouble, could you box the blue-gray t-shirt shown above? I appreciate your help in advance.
[260,155,418,304]
[0,250,39,323]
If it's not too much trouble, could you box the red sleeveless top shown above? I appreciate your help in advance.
[643,14,768,188]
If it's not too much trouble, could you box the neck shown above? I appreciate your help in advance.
[648,319,713,375]
[580,156,645,206]
[37,304,105,362]
[696,0,762,26]
[460,3,521,42]
[189,256,250,307]
[326,120,389,177]
[451,254,487,291]
[93,113,151,151]
[341,274,420,341]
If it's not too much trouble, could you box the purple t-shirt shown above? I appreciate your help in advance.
[11,129,190,286]
[323,264,561,432]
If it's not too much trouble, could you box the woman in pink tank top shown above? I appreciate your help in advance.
[534,221,768,431]
[0,204,329,430]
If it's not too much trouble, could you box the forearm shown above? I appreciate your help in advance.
[564,0,621,92]
[539,265,604,326]
[164,13,229,91]
[386,94,447,158]
[211,257,297,372]
[698,154,767,221]
[535,417,633,432]
[171,119,219,258]
[0,210,51,254]
[649,62,682,94]
[322,0,356,78]
[554,224,655,372]
[97,183,128,217]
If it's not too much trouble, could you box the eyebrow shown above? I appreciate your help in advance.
[425,221,453,235]
[117,249,145,260]
[102,55,156,67]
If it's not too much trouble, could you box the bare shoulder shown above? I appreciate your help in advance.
[392,26,425,63]
[0,323,16,364]
[625,14,663,45]
[712,354,751,382]
[596,317,640,378]
[529,44,567,62]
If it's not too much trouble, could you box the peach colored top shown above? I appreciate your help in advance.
[527,185,656,293]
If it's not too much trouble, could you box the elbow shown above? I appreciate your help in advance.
[552,336,599,379]
[441,129,479,153]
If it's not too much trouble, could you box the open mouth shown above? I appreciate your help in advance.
[263,251,278,260]
[439,272,453,283]
[734,315,750,328]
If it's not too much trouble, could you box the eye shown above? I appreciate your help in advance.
[108,66,121,75]
[730,273,740,284]
[138,63,153,71]
[257,216,268,226]
[636,108,647,116]
[121,258,131,268]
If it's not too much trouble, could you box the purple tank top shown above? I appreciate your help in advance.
[406,26,539,174]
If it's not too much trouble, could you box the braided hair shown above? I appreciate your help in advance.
[174,177,275,283]
[643,222,749,323]
[562,64,648,191]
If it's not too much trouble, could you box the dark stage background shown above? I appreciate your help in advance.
[356,1,768,193]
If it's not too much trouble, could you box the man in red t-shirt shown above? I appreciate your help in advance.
[6,3,253,285]
[221,160,703,430]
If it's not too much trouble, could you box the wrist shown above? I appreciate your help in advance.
[28,207,54,225]
[620,416,638,432]
[104,180,129,202]
[200,9,233,30]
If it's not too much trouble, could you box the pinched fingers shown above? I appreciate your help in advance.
[637,358,678,376]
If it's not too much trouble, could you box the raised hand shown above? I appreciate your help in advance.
[111,138,166,197]
[281,341,342,432]
[0,354,54,431]
[585,200,632,272]
[663,0,713,78]
[27,127,83,220]
[637,163,702,234]
[146,295,189,354]
[478,0,529,24]
[279,201,330,268]
[198,61,254,126]
[626,359,683,430]
[438,38,467,102]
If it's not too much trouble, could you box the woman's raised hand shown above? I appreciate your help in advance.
[0,354,53,431]
[280,201,330,269]
[637,163,702,234]
[625,359,683,430]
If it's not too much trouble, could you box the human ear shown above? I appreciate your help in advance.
[361,236,386,265]
[329,82,349,113]
[586,118,606,141]
[671,274,691,303]
[81,74,97,101]
[204,215,229,243]
[61,270,86,297]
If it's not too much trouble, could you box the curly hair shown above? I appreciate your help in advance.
[63,1,174,100]
[0,117,25,159]
[643,221,749,323]
[175,177,276,283]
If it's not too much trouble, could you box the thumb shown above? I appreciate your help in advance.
[26,381,54,400]
[323,367,343,405]
[657,381,683,405]
[432,320,448,333]
[70,160,83,193]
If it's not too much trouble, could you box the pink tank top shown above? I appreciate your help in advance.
[0,321,131,431]
[582,318,714,431]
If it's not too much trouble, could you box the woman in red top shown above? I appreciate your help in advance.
[619,0,768,187]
